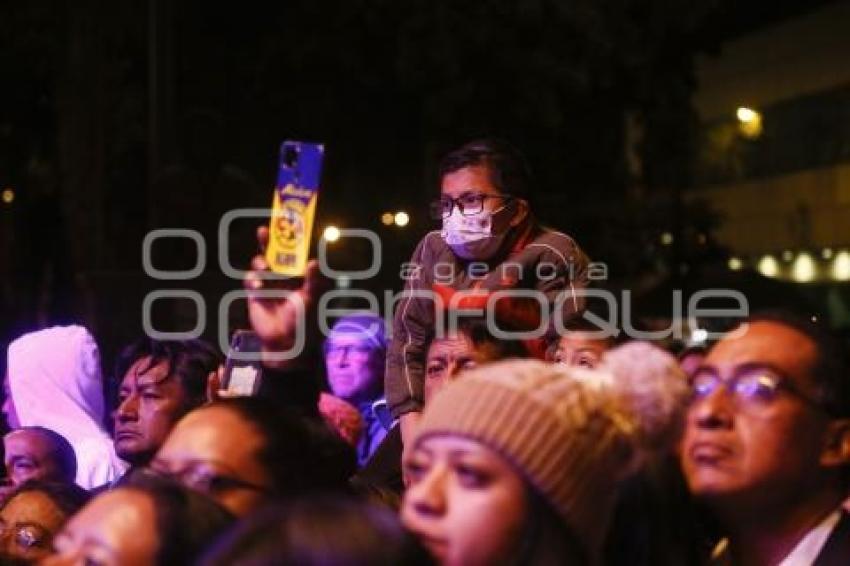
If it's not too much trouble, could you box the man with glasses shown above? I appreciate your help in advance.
[322,313,392,466]
[680,311,850,564]
[385,138,589,462]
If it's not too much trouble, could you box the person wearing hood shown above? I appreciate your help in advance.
[3,325,126,489]
[384,139,589,460]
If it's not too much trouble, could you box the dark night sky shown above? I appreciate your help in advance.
[0,0,841,362]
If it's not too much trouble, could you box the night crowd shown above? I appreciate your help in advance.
[1,140,848,565]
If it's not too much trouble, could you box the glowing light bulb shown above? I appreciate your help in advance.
[758,255,778,278]
[323,225,341,242]
[736,106,763,138]
[791,253,816,282]
[833,251,850,281]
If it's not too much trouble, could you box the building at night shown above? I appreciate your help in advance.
[689,1,850,286]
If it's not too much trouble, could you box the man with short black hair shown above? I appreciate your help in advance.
[680,311,850,564]
[112,338,220,471]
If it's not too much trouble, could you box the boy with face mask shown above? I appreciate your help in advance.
[386,139,589,457]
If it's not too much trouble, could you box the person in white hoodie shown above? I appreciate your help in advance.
[3,325,127,489]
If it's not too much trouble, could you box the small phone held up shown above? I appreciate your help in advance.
[221,330,264,397]
[265,140,325,276]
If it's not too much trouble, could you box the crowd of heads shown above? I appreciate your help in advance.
[1,138,849,565]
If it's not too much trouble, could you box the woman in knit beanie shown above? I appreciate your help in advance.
[400,343,689,566]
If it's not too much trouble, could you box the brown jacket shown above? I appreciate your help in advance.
[385,224,589,418]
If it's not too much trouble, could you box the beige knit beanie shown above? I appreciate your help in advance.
[414,341,689,561]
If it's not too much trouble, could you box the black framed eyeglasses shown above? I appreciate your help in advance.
[429,193,512,219]
[146,462,269,496]
[689,364,830,413]
[324,342,373,357]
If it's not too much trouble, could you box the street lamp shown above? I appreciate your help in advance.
[758,255,779,278]
[833,251,850,281]
[791,252,816,282]
[736,106,762,139]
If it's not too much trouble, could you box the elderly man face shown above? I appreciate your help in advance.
[324,330,385,405]
[4,429,75,486]
[681,320,849,510]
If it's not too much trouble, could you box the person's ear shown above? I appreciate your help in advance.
[508,198,529,227]
[820,418,850,467]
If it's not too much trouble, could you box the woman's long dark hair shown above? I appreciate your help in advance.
[512,487,587,566]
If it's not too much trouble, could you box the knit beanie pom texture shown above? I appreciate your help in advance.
[414,343,689,559]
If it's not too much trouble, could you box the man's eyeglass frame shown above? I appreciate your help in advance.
[429,193,513,220]
[143,464,269,496]
[688,363,835,415]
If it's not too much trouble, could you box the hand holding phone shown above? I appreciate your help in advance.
[220,330,265,396]
[265,141,324,276]
[242,140,328,369]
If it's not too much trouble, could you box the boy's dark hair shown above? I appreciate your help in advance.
[543,316,621,361]
[114,338,221,410]
[439,138,532,200]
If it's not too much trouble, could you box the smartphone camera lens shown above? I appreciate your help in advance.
[283,145,299,168]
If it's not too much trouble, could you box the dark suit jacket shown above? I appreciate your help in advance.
[814,511,850,566]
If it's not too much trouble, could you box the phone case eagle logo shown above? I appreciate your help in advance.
[272,192,306,251]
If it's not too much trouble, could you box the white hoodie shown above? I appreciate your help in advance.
[6,325,127,488]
